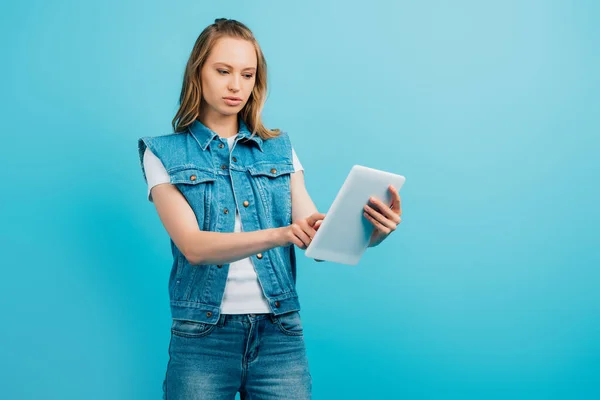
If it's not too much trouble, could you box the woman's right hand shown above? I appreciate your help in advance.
[278,212,326,249]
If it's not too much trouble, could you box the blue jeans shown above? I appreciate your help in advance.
[163,311,312,399]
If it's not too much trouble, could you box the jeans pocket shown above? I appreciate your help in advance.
[171,319,216,338]
[273,311,304,336]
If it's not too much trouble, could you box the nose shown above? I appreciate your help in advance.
[228,75,241,92]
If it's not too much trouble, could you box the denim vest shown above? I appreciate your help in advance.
[137,117,300,324]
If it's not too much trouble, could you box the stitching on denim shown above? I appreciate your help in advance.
[183,266,197,301]
[171,321,216,338]
[273,314,303,337]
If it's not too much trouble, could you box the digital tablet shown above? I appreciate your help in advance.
[304,165,406,265]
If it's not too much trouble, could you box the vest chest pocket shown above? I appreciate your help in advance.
[247,162,294,225]
[168,166,216,230]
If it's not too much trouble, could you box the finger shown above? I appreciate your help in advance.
[364,204,397,231]
[389,186,402,214]
[289,230,306,248]
[292,237,305,249]
[298,219,317,240]
[363,211,391,235]
[314,220,323,231]
[293,224,313,247]
[306,212,326,226]
[368,197,401,225]
[369,196,399,220]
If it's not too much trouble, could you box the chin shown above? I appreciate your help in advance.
[219,108,240,116]
[223,104,245,113]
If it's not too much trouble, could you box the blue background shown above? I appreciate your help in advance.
[1,0,599,399]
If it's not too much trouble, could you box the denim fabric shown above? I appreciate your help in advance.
[163,312,312,399]
[137,117,300,324]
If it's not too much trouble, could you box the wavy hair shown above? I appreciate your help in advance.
[172,18,280,139]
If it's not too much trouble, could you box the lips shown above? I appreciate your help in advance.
[223,97,243,106]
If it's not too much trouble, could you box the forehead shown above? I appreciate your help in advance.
[207,37,257,68]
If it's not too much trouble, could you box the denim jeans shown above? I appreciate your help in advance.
[163,311,312,399]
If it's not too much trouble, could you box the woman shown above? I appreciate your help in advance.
[137,18,402,400]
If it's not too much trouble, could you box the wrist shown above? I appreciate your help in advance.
[269,227,285,248]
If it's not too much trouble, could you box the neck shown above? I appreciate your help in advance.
[198,106,238,138]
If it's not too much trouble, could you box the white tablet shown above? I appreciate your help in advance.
[304,165,406,265]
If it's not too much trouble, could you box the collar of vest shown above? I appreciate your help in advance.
[188,116,264,152]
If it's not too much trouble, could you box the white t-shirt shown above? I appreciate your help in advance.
[143,135,303,314]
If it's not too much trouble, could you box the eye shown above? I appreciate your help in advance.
[217,69,229,75]
[243,74,254,79]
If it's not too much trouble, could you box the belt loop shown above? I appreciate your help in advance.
[268,313,277,324]
[217,314,226,328]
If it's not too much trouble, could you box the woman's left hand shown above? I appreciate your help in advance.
[363,185,402,247]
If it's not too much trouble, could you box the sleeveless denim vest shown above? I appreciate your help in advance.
[137,117,300,324]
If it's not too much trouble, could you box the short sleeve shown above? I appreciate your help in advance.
[143,147,170,202]
[292,147,304,172]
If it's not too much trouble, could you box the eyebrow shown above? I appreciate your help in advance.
[213,62,256,72]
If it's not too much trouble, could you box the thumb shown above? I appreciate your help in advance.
[307,212,326,226]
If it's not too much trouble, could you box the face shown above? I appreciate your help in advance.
[200,37,257,117]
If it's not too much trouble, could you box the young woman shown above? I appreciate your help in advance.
[137,18,402,400]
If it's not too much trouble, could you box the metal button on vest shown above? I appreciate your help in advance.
[190,175,197,181]
[243,200,249,207]
[232,156,237,162]
[221,164,227,170]
[275,301,280,308]
[256,253,263,259]
[224,208,229,214]
[206,311,213,317]
[270,168,277,174]
[218,143,224,149]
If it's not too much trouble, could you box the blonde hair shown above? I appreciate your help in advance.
[172,18,280,139]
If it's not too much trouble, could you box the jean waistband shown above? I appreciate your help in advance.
[216,313,274,327]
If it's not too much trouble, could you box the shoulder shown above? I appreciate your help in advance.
[262,128,290,142]
[262,129,292,150]
[137,131,189,166]
[260,130,293,164]
[138,131,188,154]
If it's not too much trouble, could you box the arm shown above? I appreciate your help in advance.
[151,183,284,266]
[290,170,325,262]
[290,170,318,221]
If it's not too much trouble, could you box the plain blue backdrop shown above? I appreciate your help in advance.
[1,0,599,399]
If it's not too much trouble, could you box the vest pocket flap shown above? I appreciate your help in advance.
[247,162,294,178]
[169,167,216,185]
